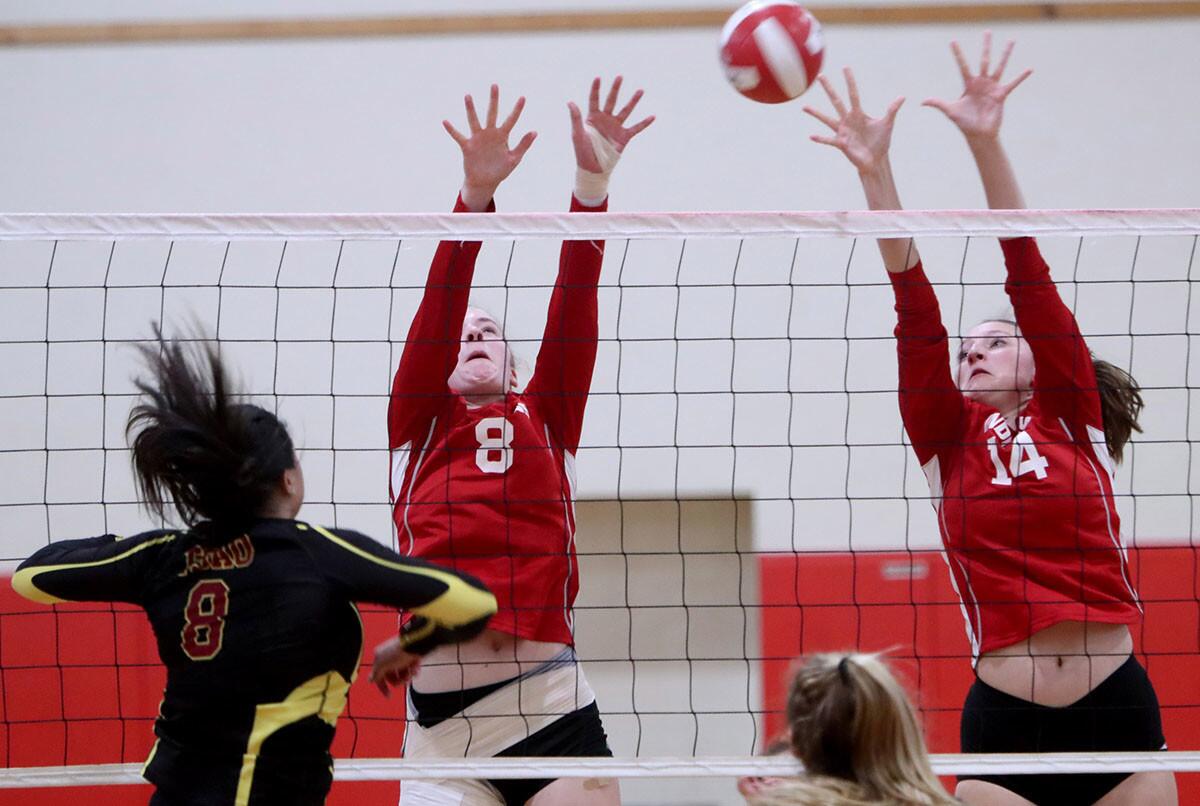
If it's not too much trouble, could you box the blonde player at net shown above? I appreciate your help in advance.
[804,35,1175,806]
[738,653,959,805]
[371,78,653,806]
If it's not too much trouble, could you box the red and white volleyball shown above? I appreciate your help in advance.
[719,1,825,104]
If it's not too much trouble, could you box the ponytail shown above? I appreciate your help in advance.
[788,657,858,782]
[1092,358,1143,463]
[773,653,958,805]
[126,326,295,541]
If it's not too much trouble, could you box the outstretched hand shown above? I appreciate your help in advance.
[922,32,1032,141]
[369,635,422,696]
[803,68,904,176]
[444,84,538,210]
[569,76,655,173]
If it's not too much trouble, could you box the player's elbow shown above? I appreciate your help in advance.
[11,568,65,605]
[415,576,498,629]
[402,580,498,655]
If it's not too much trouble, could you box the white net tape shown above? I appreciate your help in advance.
[0,208,1197,240]
[3,753,1200,788]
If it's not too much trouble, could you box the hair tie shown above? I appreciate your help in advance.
[837,656,853,684]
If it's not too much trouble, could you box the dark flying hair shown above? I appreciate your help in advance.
[126,325,295,541]
[1091,358,1143,464]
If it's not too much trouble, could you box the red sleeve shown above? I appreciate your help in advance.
[387,194,487,448]
[1002,237,1102,427]
[890,263,967,466]
[523,194,606,452]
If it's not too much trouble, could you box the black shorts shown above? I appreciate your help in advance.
[410,674,612,806]
[144,732,333,806]
[959,655,1165,806]
[491,701,613,805]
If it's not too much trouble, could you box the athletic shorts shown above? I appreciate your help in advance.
[400,648,612,806]
[959,655,1165,805]
[144,735,332,806]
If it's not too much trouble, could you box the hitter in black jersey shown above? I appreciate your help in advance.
[12,327,497,806]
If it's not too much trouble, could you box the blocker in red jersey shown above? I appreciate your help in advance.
[720,0,824,104]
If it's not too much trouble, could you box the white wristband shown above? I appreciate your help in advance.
[574,124,623,206]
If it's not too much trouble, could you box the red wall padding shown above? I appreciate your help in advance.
[0,544,1196,803]
[759,544,1200,801]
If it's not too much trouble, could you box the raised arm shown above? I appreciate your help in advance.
[525,76,654,450]
[922,33,1031,213]
[927,35,1099,424]
[13,530,176,606]
[805,69,964,464]
[388,87,537,446]
[804,69,916,273]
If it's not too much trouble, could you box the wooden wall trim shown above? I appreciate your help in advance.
[1,3,1198,47]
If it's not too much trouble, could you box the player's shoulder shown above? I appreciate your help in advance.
[116,528,180,549]
[94,529,184,578]
[291,521,375,548]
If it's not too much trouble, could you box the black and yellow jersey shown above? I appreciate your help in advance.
[12,518,496,806]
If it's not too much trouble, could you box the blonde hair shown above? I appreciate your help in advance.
[747,653,958,806]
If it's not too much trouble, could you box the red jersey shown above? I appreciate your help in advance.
[388,194,605,645]
[890,237,1141,660]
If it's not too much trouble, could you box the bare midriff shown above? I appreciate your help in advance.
[976,620,1133,706]
[413,628,570,694]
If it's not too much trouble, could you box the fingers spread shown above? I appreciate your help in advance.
[1002,68,1033,97]
[993,39,1015,79]
[512,130,538,160]
[616,88,643,122]
[626,115,655,138]
[818,74,847,119]
[443,120,468,147]
[465,94,482,132]
[844,67,862,111]
[500,95,526,134]
[950,40,972,84]
[486,84,499,128]
[604,75,623,114]
[802,105,839,132]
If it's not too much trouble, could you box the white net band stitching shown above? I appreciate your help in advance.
[2,753,1199,787]
[0,209,1198,240]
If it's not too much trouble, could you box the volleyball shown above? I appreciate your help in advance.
[719,1,825,104]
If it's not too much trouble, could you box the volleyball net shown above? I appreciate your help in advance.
[0,208,1198,802]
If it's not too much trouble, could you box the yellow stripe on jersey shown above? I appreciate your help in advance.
[141,738,160,778]
[11,534,177,605]
[349,601,364,681]
[233,670,351,806]
[304,523,497,628]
